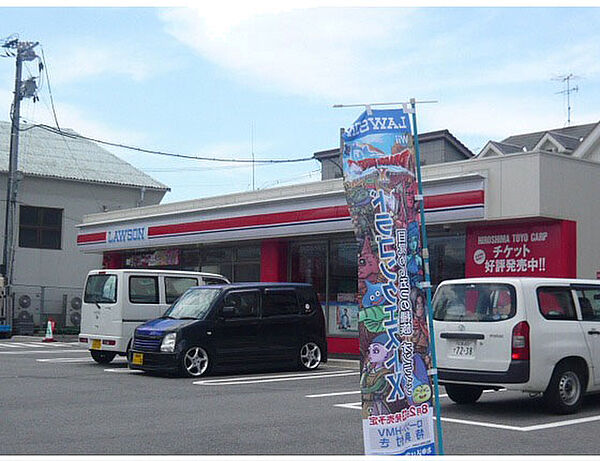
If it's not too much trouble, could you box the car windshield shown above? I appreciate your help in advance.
[433,283,517,322]
[163,288,222,320]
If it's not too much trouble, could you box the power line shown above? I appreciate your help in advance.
[18,122,316,165]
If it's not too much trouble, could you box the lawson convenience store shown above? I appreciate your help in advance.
[77,151,600,355]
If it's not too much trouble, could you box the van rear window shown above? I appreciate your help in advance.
[84,275,117,304]
[433,283,516,322]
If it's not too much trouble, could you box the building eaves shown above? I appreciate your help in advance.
[546,132,582,151]
[501,122,597,151]
[0,122,169,191]
[417,129,474,158]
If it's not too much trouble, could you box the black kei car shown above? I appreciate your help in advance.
[128,283,328,377]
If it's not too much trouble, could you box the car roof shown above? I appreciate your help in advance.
[88,269,227,277]
[191,282,312,289]
[438,277,600,286]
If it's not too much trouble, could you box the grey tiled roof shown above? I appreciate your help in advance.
[489,141,523,155]
[545,132,582,151]
[501,123,597,152]
[0,121,169,190]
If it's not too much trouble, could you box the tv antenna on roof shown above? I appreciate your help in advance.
[552,73,579,126]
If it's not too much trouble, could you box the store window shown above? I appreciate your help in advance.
[328,239,359,337]
[429,233,465,289]
[201,245,260,282]
[290,241,327,304]
[19,205,62,250]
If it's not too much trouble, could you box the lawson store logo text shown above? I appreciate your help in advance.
[107,227,147,243]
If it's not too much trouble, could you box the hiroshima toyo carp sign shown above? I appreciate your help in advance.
[342,108,437,455]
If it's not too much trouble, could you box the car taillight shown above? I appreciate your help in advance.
[511,320,530,360]
[79,337,88,343]
[102,339,116,346]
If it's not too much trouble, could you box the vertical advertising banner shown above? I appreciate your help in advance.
[342,109,436,455]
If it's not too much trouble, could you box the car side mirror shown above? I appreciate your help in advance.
[221,305,236,318]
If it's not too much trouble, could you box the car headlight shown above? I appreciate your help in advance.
[160,332,177,353]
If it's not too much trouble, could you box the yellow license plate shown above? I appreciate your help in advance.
[91,339,101,350]
[132,353,144,366]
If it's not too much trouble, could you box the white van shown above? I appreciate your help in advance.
[433,277,600,414]
[78,269,229,364]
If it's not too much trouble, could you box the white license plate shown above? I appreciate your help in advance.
[451,340,474,357]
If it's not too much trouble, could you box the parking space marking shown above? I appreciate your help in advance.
[0,349,88,355]
[36,357,128,364]
[521,414,600,432]
[307,390,360,398]
[37,357,95,363]
[194,370,358,386]
[329,390,600,432]
[105,368,144,374]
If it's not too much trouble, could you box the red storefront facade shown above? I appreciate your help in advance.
[78,152,597,355]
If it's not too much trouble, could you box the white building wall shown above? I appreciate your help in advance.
[0,174,165,290]
[422,153,541,220]
[538,154,600,278]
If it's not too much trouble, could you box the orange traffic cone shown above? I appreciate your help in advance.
[42,320,55,342]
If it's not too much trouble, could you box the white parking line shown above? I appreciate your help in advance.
[0,349,88,355]
[36,357,128,364]
[194,370,358,386]
[37,357,94,363]
[105,368,143,374]
[521,414,600,432]
[307,390,360,398]
[330,390,600,432]
[307,388,504,399]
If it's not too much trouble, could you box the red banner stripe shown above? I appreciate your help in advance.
[77,232,106,244]
[77,190,485,242]
[148,205,350,237]
[424,190,484,210]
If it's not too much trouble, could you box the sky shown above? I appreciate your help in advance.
[1,3,600,203]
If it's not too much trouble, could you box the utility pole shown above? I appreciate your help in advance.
[1,37,39,333]
[553,73,579,126]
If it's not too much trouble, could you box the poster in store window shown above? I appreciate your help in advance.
[342,109,438,455]
[328,302,359,334]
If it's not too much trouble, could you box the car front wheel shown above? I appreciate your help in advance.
[181,346,211,377]
[544,364,585,414]
[445,384,484,404]
[298,341,322,370]
[90,350,116,364]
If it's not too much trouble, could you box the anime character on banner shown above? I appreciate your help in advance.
[343,108,437,455]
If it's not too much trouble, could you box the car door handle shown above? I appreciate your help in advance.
[440,332,485,340]
[588,330,600,336]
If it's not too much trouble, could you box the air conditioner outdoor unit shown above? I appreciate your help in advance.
[12,290,41,331]
[65,296,82,328]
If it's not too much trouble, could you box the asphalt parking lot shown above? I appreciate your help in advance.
[1,337,600,455]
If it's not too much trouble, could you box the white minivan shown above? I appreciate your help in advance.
[78,269,229,364]
[433,277,600,414]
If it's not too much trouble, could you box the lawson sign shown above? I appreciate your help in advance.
[107,226,147,244]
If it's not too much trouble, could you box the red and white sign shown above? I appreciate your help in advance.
[466,220,576,278]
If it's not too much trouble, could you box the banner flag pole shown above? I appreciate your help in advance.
[339,100,441,455]
[410,98,445,455]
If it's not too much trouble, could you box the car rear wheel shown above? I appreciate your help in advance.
[90,350,116,364]
[298,341,322,370]
[544,364,585,414]
[181,346,211,377]
[445,384,483,404]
